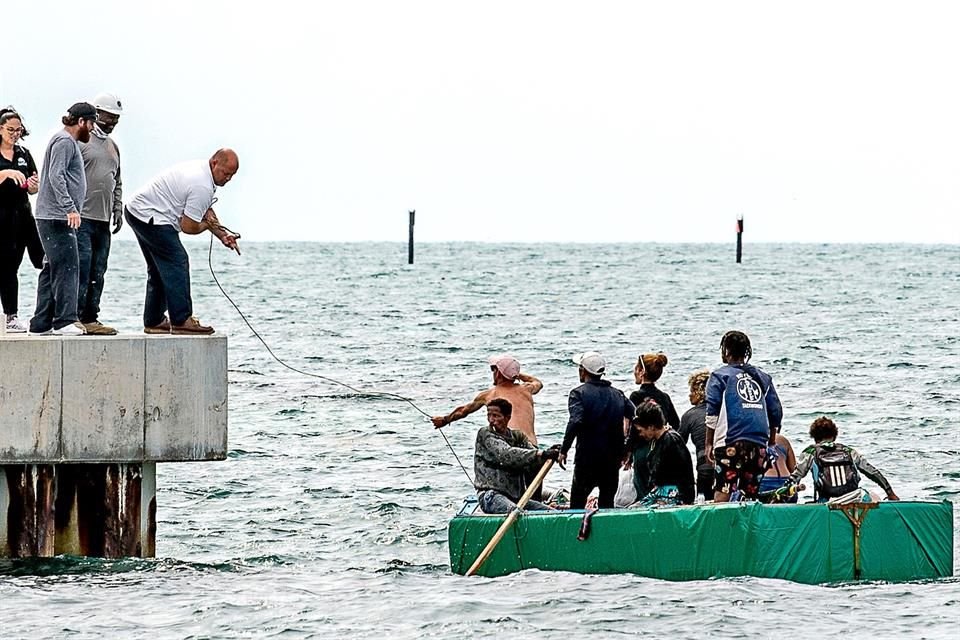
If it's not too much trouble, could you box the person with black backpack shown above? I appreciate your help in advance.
[786,416,900,502]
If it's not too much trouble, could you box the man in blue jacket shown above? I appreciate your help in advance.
[560,351,636,509]
[704,331,782,502]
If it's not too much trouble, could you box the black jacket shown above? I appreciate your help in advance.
[647,429,696,505]
[562,379,635,466]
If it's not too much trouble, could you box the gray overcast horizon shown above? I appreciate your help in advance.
[7,1,960,245]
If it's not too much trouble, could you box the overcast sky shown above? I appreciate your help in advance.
[7,1,960,243]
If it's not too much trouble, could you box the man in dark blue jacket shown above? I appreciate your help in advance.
[561,351,636,509]
[704,331,783,502]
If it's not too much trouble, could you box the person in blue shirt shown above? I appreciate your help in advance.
[704,331,782,502]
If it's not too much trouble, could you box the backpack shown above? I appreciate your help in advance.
[813,443,860,499]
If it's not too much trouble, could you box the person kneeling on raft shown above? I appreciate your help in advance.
[473,398,562,514]
[784,416,899,503]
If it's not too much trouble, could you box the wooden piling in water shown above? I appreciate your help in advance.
[408,209,416,264]
[736,214,743,264]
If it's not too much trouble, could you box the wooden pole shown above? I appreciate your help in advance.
[465,459,554,577]
[736,214,743,264]
[831,501,878,580]
[408,210,415,264]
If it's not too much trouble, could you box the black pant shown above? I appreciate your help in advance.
[0,207,43,316]
[77,219,111,322]
[570,460,619,509]
[29,219,79,332]
[125,209,193,326]
[697,466,715,500]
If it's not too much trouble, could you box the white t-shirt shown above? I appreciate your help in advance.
[126,159,216,228]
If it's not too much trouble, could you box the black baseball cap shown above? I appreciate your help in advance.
[67,102,97,120]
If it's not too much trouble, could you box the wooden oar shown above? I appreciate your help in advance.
[466,459,554,577]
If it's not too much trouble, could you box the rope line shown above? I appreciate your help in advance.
[206,236,475,487]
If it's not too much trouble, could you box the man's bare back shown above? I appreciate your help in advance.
[478,382,538,444]
[432,358,543,445]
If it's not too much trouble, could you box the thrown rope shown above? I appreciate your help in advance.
[205,234,476,487]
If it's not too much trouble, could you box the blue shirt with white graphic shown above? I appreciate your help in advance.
[705,363,782,447]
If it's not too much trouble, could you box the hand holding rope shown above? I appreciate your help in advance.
[203,210,242,256]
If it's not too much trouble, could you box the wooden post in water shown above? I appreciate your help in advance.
[408,210,415,264]
[736,214,744,264]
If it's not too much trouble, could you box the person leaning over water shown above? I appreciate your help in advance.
[624,352,680,498]
[0,107,42,333]
[473,398,561,514]
[29,103,100,336]
[676,368,714,501]
[76,93,125,336]
[630,400,695,506]
[786,417,899,503]
[560,351,636,509]
[124,149,240,334]
[704,331,783,502]
[432,355,543,445]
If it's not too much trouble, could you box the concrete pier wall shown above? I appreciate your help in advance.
[0,335,228,463]
[0,335,227,558]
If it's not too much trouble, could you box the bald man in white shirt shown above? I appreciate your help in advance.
[124,149,240,334]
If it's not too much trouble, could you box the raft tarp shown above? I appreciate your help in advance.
[448,500,954,583]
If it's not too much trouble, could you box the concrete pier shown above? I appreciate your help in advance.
[0,335,227,558]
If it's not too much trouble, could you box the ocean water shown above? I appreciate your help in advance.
[1,241,958,639]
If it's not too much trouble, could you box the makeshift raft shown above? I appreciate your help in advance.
[448,499,954,583]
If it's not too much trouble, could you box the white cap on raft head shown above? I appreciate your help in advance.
[573,351,606,376]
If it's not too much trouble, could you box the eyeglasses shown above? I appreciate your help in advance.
[2,127,23,134]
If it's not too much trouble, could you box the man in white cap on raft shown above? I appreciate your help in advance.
[432,354,543,445]
[560,351,636,509]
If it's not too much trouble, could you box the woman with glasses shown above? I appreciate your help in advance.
[0,107,42,333]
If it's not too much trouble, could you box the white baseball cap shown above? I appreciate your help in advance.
[573,351,606,376]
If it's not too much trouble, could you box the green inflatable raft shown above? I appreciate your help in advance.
[448,499,954,583]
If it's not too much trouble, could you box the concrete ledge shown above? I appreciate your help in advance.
[0,335,228,463]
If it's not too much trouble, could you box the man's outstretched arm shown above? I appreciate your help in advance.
[432,390,490,428]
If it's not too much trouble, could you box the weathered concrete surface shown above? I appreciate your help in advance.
[62,338,145,461]
[0,335,228,463]
[145,337,228,461]
[0,339,61,461]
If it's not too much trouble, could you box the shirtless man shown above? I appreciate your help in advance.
[432,355,543,444]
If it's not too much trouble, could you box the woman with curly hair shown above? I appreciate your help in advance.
[677,368,714,501]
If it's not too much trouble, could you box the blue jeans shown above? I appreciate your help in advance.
[125,209,193,326]
[477,490,551,514]
[29,219,79,332]
[76,218,111,323]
